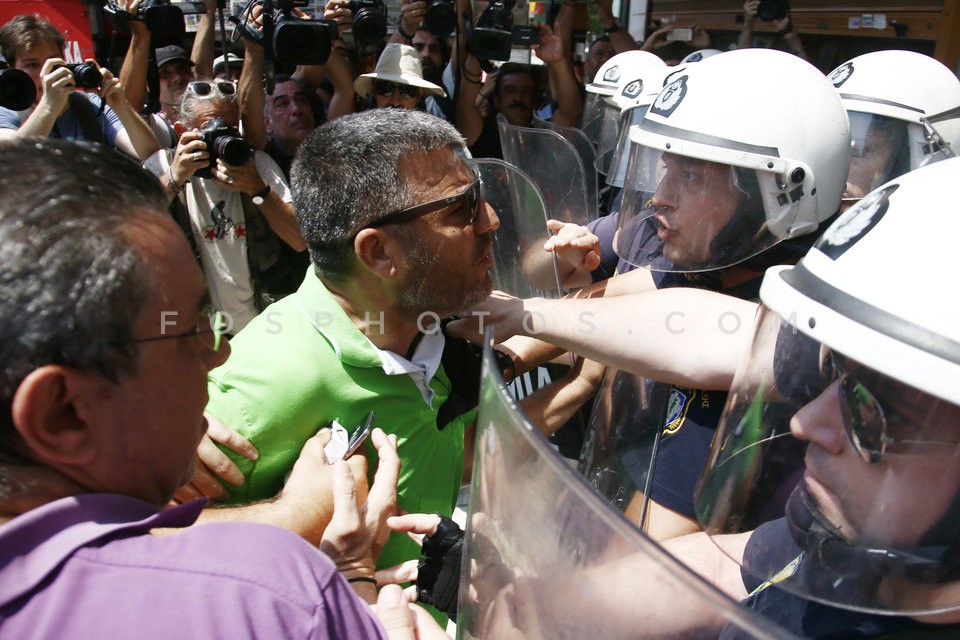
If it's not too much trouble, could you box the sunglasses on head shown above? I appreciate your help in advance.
[187,80,237,97]
[820,349,958,464]
[366,180,482,230]
[374,80,419,99]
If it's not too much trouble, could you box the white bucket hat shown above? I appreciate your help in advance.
[354,43,446,97]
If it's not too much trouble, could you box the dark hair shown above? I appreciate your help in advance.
[0,14,65,65]
[291,108,464,280]
[493,62,538,98]
[0,139,169,450]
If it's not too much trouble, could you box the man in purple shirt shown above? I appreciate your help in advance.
[0,139,445,639]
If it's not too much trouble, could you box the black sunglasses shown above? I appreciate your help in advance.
[366,180,482,229]
[187,80,237,97]
[820,349,956,464]
[375,80,419,99]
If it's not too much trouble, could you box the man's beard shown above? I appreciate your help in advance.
[421,62,443,86]
[396,237,493,319]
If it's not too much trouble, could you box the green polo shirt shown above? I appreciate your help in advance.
[206,269,470,574]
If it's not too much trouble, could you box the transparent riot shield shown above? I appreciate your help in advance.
[457,336,799,640]
[576,368,669,528]
[468,158,562,299]
[497,113,599,226]
[532,115,599,215]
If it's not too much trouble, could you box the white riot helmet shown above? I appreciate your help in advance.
[581,50,665,147]
[696,157,960,615]
[615,49,850,272]
[829,50,960,203]
[679,48,722,64]
[595,64,674,184]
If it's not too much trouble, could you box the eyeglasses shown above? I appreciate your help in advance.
[366,180,482,230]
[131,308,226,352]
[186,80,237,98]
[820,349,958,464]
[374,80,419,99]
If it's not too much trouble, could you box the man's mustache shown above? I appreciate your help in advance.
[507,100,527,109]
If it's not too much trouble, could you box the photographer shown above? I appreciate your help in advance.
[144,80,305,332]
[738,0,807,61]
[0,14,160,161]
[457,22,582,159]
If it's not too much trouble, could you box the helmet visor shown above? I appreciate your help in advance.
[593,96,623,176]
[604,104,649,188]
[844,111,912,203]
[696,306,960,615]
[614,144,782,272]
[581,89,611,145]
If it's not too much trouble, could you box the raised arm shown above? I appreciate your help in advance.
[192,0,219,79]
[534,23,582,127]
[596,0,638,52]
[101,64,161,160]
[239,37,268,151]
[456,53,485,146]
[118,0,151,112]
[738,0,760,50]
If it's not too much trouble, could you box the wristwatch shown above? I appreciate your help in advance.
[250,184,271,206]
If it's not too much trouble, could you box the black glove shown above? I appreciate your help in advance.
[415,514,464,620]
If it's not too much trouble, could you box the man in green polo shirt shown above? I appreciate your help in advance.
[195,108,500,598]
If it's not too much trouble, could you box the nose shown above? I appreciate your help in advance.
[790,382,848,456]
[651,173,678,210]
[476,199,500,234]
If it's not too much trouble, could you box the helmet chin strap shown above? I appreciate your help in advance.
[786,484,960,585]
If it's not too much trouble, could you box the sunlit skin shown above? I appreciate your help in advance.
[390,147,501,317]
[12,40,62,101]
[791,361,960,548]
[158,59,194,116]
[649,153,740,268]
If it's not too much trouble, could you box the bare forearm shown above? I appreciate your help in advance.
[510,290,757,390]
[192,8,217,79]
[191,496,333,546]
[323,51,357,120]
[112,100,162,160]
[456,55,484,145]
[547,58,582,126]
[258,194,307,251]
[120,24,151,112]
[240,44,268,151]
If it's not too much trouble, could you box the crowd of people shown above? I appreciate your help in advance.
[1,0,960,638]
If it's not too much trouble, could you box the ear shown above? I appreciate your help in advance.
[10,366,108,466]
[354,228,400,280]
[264,113,273,135]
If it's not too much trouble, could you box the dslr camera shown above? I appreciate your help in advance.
[349,0,388,47]
[195,118,252,180]
[104,0,186,36]
[62,63,103,90]
[757,0,790,21]
[0,55,35,111]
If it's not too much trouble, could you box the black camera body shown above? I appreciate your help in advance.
[758,0,789,21]
[349,0,387,47]
[195,118,252,179]
[104,0,185,36]
[0,56,36,111]
[424,0,456,38]
[468,0,538,61]
[63,63,102,90]
[233,1,337,66]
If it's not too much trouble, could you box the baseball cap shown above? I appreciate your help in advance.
[213,53,244,77]
[155,45,193,69]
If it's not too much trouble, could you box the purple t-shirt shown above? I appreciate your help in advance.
[0,495,388,639]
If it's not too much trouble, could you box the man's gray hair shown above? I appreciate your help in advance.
[179,85,238,128]
[0,139,168,455]
[291,108,465,281]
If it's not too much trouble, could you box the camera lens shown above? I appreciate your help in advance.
[424,0,456,37]
[67,63,102,90]
[215,136,252,167]
[0,66,36,110]
[757,0,789,21]
[350,0,387,46]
